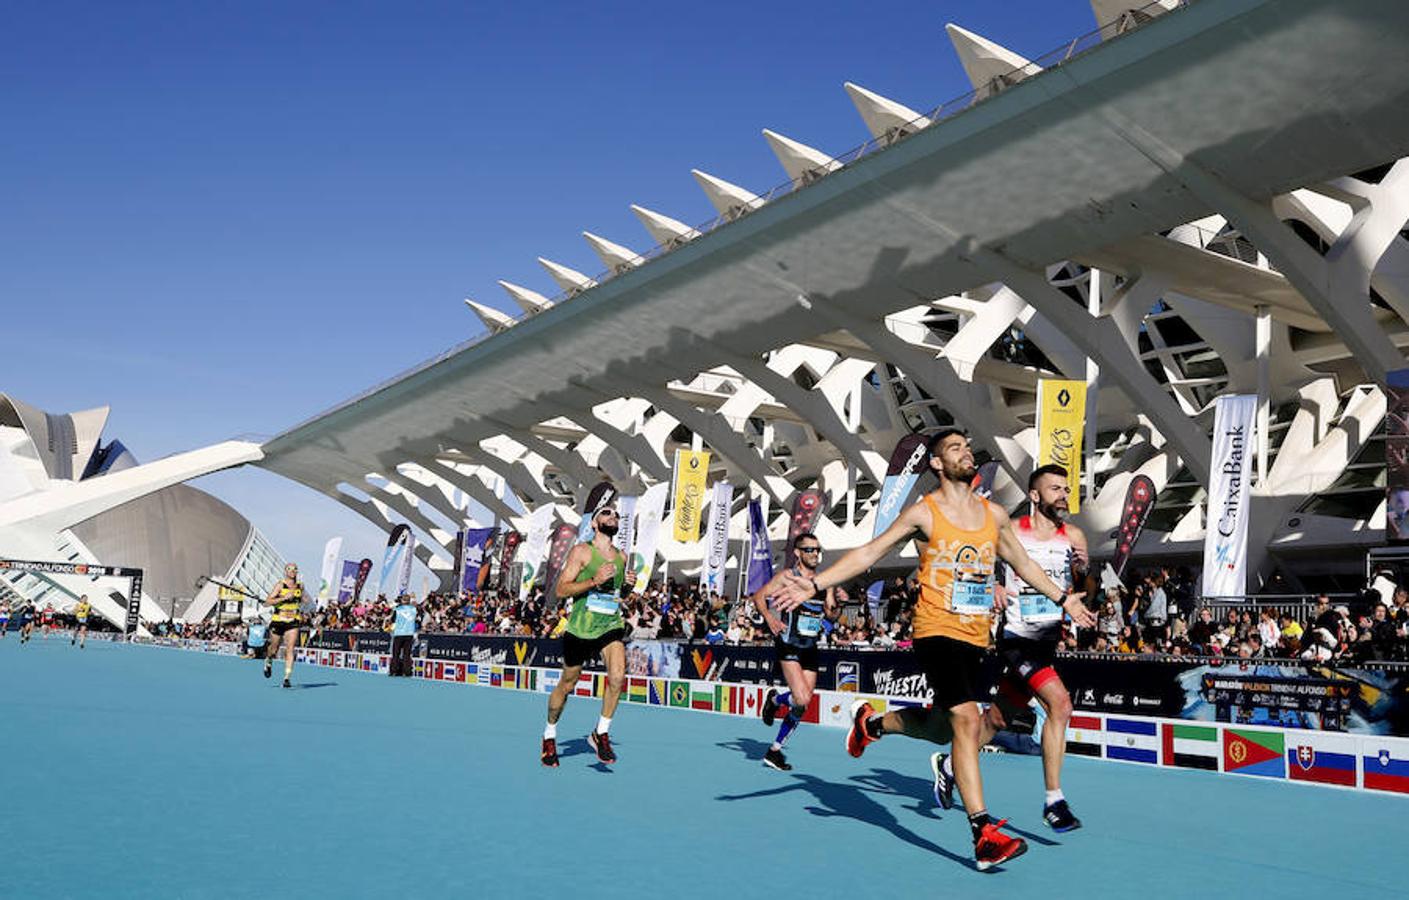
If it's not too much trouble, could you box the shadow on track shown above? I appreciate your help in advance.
[288,682,338,690]
[556,736,616,773]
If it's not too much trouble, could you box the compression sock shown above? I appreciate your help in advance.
[969,811,992,842]
[1045,789,1065,806]
[772,706,803,750]
[597,716,612,735]
[775,691,792,708]
[544,722,557,740]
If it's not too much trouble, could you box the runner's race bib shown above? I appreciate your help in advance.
[1017,591,1063,624]
[796,614,823,637]
[585,592,620,616]
[951,579,995,616]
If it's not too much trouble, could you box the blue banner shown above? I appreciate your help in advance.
[378,524,411,599]
[459,527,496,594]
[745,499,773,595]
[335,559,360,604]
[873,434,928,537]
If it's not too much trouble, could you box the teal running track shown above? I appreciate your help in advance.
[3,639,1404,899]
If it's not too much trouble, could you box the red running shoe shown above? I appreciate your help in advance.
[541,738,559,768]
[974,819,1028,872]
[588,731,616,764]
[845,700,878,758]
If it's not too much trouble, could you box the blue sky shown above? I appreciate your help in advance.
[3,0,1103,586]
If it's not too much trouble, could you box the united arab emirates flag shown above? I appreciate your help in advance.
[1162,723,1219,770]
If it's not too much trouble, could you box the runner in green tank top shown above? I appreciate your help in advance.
[542,500,636,767]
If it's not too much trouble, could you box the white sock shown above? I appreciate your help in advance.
[596,716,612,735]
[1045,788,1065,805]
[942,754,954,777]
[544,722,557,740]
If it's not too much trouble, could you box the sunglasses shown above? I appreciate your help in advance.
[797,546,822,554]
[597,510,619,519]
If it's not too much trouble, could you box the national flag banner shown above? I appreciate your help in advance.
[669,680,691,709]
[691,683,714,711]
[490,667,503,688]
[1223,728,1286,779]
[413,659,426,678]
[541,669,561,693]
[1286,733,1357,787]
[713,684,741,714]
[1066,714,1104,757]
[465,663,480,685]
[648,679,667,706]
[518,669,538,692]
[378,654,390,672]
[1162,723,1220,771]
[800,694,821,724]
[740,685,766,719]
[1105,718,1158,764]
[360,656,372,671]
[504,667,519,690]
[821,695,851,729]
[1036,379,1087,512]
[1362,742,1409,794]
[671,450,711,542]
[452,663,467,683]
[431,662,443,680]
[628,678,649,704]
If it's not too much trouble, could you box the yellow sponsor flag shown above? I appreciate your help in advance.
[671,449,711,542]
[1036,380,1087,513]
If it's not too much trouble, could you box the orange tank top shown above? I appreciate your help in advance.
[914,494,998,647]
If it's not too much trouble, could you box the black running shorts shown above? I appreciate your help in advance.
[774,638,820,673]
[562,627,626,669]
[269,621,300,637]
[913,635,995,710]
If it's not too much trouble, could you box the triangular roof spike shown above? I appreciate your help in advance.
[843,82,932,140]
[1090,0,1179,35]
[537,257,597,292]
[630,204,700,246]
[762,129,841,183]
[582,231,642,271]
[690,169,765,217]
[463,298,516,333]
[496,280,554,314]
[945,23,1041,95]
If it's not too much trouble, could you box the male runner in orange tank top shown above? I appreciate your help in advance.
[775,428,1094,871]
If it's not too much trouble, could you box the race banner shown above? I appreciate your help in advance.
[699,480,734,596]
[1202,394,1256,598]
[873,433,929,537]
[396,534,416,597]
[631,482,669,586]
[378,524,412,598]
[971,460,1000,500]
[518,505,557,601]
[542,523,580,606]
[352,558,373,603]
[317,537,343,606]
[459,527,496,594]
[745,498,774,595]
[578,480,619,542]
[671,449,710,542]
[784,487,829,570]
[1036,379,1087,513]
[335,560,361,604]
[613,495,637,555]
[1386,368,1409,543]
[1111,475,1157,577]
[497,531,523,591]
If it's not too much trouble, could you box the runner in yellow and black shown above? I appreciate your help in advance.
[541,501,636,767]
[72,595,91,649]
[263,564,307,688]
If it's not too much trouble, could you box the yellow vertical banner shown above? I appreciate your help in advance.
[671,449,711,542]
[1036,379,1087,513]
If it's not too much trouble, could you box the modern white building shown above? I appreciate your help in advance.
[0,393,273,630]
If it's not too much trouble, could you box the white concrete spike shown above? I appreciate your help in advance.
[537,257,597,293]
[630,204,700,246]
[761,129,841,183]
[463,298,516,333]
[945,23,1041,96]
[844,82,931,140]
[582,231,642,271]
[1090,0,1178,34]
[496,280,554,314]
[691,169,765,217]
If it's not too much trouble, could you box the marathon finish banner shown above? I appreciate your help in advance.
[784,487,829,570]
[873,434,928,537]
[1110,475,1156,577]
[305,629,392,655]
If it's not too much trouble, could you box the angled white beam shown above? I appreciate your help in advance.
[412,457,520,524]
[582,231,642,273]
[762,129,841,183]
[630,204,700,247]
[464,298,516,333]
[496,280,554,315]
[481,423,593,504]
[843,82,931,141]
[691,169,765,218]
[537,257,597,294]
[327,492,445,580]
[945,23,1041,97]
[1091,0,1179,34]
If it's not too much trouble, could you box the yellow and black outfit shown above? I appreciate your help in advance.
[74,601,91,624]
[269,583,304,635]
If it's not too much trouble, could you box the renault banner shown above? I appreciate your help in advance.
[1202,394,1256,598]
[1037,379,1087,513]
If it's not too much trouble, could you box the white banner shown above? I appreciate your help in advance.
[629,483,669,586]
[518,505,557,601]
[1202,394,1256,598]
[699,481,734,596]
[613,495,637,555]
[397,535,417,598]
[317,537,343,606]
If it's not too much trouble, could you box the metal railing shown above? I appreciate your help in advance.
[270,0,1196,442]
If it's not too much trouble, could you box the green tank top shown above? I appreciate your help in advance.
[565,543,626,640]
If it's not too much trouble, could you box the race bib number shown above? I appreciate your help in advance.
[1017,592,1063,624]
[585,593,620,616]
[796,614,823,637]
[951,579,994,616]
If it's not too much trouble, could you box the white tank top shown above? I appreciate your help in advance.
[1002,515,1073,640]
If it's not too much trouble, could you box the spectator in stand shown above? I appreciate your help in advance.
[1144,575,1168,645]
